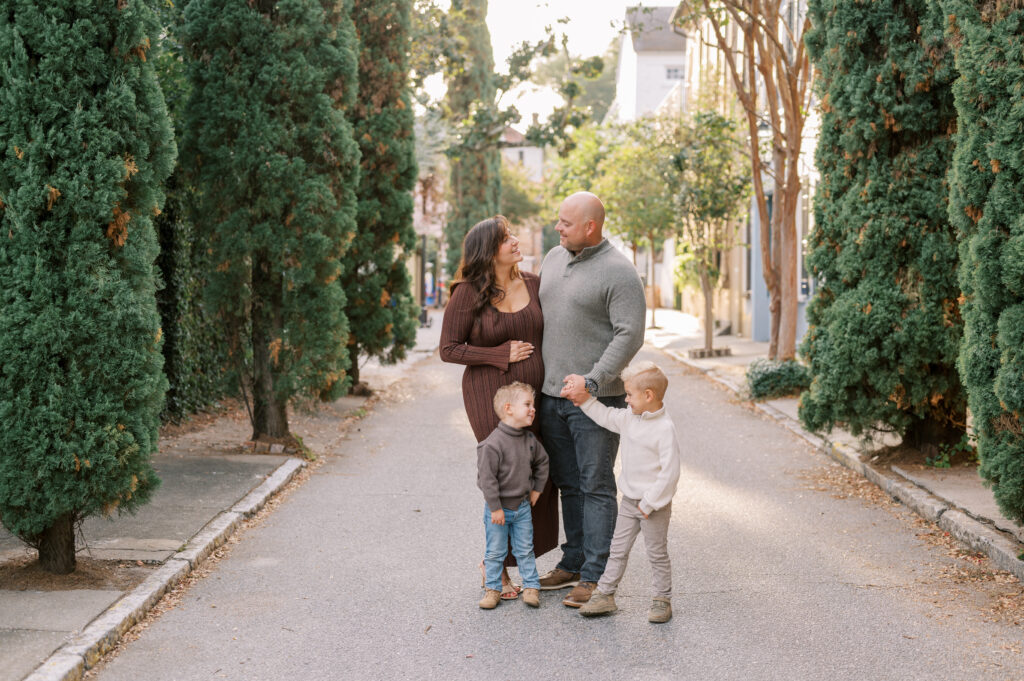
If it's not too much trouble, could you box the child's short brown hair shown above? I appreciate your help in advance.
[492,381,535,418]
[620,361,668,400]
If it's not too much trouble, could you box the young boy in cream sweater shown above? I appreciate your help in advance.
[562,361,681,623]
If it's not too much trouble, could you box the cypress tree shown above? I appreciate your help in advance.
[800,0,966,448]
[0,0,175,572]
[182,0,360,439]
[344,0,418,388]
[944,1,1024,522]
[444,0,500,276]
[153,0,227,420]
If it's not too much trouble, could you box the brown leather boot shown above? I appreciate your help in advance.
[478,589,501,609]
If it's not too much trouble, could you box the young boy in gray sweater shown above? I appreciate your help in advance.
[477,382,549,609]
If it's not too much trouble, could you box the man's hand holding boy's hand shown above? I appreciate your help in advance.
[490,509,505,525]
[530,490,541,506]
[560,373,590,406]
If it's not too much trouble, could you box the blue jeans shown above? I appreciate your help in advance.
[483,498,539,590]
[538,393,624,583]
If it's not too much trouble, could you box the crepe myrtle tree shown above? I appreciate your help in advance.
[672,111,750,353]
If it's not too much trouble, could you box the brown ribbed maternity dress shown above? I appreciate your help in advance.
[439,272,558,560]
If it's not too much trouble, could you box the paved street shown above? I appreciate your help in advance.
[91,347,1022,681]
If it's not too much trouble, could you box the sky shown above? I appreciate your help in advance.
[487,0,640,123]
[425,0,647,125]
[486,0,639,64]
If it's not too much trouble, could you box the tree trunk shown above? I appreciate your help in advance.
[348,342,361,389]
[904,416,963,460]
[38,513,76,574]
[777,153,802,361]
[251,251,289,439]
[700,267,714,352]
[648,232,658,329]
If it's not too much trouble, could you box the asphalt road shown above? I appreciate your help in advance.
[93,348,1023,681]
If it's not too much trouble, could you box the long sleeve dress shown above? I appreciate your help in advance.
[440,272,558,559]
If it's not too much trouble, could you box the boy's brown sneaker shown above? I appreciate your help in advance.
[539,568,580,590]
[579,590,617,617]
[478,589,501,609]
[648,597,672,623]
[562,581,596,607]
[521,588,540,608]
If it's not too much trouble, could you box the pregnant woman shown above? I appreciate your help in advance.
[440,215,559,599]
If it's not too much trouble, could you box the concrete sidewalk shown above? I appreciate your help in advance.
[0,309,442,681]
[647,307,1024,581]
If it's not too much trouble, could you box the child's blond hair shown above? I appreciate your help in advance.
[492,381,535,418]
[620,361,668,400]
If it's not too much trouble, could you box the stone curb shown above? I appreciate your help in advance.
[21,457,307,681]
[663,346,1024,583]
[174,511,241,569]
[231,457,306,517]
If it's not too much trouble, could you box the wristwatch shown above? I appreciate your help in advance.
[584,377,599,396]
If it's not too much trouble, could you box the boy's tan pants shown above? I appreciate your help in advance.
[596,496,672,599]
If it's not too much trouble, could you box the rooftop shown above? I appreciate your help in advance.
[625,5,687,52]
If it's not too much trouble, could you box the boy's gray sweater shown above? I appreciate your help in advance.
[477,422,549,512]
[538,239,646,397]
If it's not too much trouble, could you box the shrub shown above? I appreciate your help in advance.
[746,359,811,400]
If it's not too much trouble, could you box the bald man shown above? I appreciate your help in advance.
[536,191,646,607]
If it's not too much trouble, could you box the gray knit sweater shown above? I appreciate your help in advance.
[538,239,646,397]
[477,422,550,512]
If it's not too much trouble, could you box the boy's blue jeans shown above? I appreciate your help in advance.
[483,498,540,590]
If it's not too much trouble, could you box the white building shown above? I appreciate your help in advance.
[500,126,544,182]
[607,6,688,310]
[608,6,689,124]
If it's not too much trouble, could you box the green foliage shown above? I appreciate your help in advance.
[545,124,612,210]
[531,40,619,125]
[499,160,544,227]
[593,117,680,250]
[925,433,978,469]
[444,0,501,276]
[182,0,360,429]
[944,0,1024,522]
[746,359,811,400]
[800,0,966,443]
[154,171,229,420]
[153,0,229,421]
[0,0,174,539]
[344,0,419,387]
[671,111,749,287]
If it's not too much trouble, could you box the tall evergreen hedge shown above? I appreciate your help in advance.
[0,0,175,572]
[182,0,360,438]
[153,1,227,421]
[344,0,419,387]
[945,1,1024,522]
[801,0,966,447]
[444,0,500,276]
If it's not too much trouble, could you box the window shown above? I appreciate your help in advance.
[665,66,684,80]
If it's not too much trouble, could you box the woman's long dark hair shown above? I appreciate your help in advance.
[453,215,520,317]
